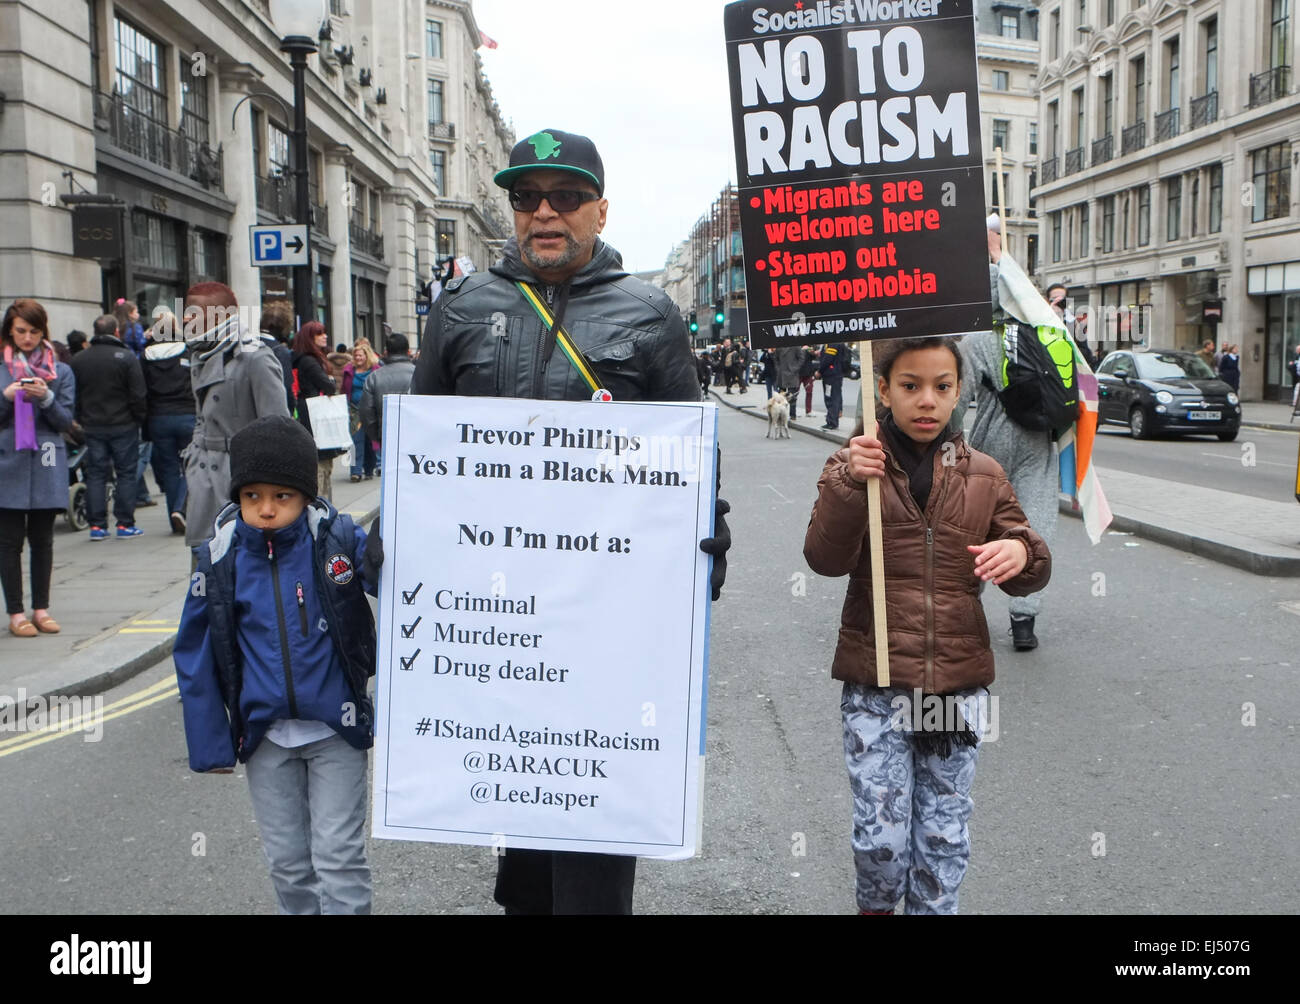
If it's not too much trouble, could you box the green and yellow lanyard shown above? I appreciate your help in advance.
[515,281,612,402]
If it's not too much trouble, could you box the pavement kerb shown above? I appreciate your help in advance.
[1056,499,1300,577]
[710,391,1300,578]
[7,503,382,724]
[1241,422,1299,433]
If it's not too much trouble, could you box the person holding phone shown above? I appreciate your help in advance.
[0,299,77,637]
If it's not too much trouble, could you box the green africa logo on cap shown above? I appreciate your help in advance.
[528,131,562,161]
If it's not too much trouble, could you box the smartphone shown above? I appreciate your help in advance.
[19,377,38,386]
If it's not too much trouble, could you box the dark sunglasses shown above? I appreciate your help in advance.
[508,188,600,213]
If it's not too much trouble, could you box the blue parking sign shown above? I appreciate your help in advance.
[250,224,309,268]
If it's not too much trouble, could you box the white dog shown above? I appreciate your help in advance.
[765,392,790,439]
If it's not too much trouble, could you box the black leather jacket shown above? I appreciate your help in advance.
[412,238,700,403]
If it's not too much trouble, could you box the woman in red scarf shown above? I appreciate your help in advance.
[1,299,77,637]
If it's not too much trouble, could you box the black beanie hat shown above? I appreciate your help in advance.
[228,415,319,503]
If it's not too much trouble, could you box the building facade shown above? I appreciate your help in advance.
[687,184,744,349]
[661,239,692,320]
[1031,0,1298,400]
[0,0,513,349]
[976,0,1044,276]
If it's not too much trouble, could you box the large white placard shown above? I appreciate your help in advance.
[372,395,717,859]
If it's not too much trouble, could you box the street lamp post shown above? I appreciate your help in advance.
[269,0,326,330]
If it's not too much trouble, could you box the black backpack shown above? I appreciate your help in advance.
[984,322,1079,434]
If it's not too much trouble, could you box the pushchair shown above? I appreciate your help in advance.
[65,441,114,531]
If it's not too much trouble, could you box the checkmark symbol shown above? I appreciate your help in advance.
[401,616,422,638]
[400,649,421,671]
[402,582,423,605]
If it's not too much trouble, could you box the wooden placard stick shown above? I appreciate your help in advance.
[859,339,890,688]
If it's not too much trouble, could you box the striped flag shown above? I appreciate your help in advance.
[994,252,1113,544]
[479,30,498,49]
[1058,348,1114,544]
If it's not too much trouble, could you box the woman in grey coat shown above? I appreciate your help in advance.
[183,309,291,548]
[1,299,77,637]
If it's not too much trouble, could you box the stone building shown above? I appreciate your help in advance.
[661,239,693,320]
[0,0,513,348]
[975,0,1044,275]
[1031,0,1297,400]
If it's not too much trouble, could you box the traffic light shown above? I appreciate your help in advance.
[688,310,699,334]
[713,301,725,326]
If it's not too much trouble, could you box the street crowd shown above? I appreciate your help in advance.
[0,291,419,640]
[695,339,853,430]
[3,128,1089,920]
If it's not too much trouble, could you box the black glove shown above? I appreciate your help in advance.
[698,498,731,602]
[362,530,384,586]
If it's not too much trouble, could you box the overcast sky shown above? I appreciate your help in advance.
[474,0,737,273]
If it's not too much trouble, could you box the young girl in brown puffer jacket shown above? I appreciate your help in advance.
[804,336,1051,915]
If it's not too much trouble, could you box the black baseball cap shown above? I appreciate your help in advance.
[494,129,605,195]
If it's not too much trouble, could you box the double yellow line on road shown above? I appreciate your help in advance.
[0,675,179,759]
[119,618,177,635]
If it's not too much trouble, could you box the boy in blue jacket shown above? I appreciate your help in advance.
[174,414,379,914]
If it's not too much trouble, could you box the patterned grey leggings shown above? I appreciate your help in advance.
[841,683,986,914]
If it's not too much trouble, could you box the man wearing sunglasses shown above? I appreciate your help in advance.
[412,129,732,916]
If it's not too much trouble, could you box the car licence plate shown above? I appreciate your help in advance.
[1188,411,1221,420]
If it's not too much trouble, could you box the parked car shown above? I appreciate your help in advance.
[1095,349,1241,441]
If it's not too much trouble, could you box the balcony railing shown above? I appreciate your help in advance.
[1122,121,1146,155]
[308,182,328,237]
[1249,65,1291,108]
[429,121,456,141]
[95,90,223,192]
[1041,156,1059,184]
[1190,91,1218,129]
[349,220,384,258]
[480,201,511,241]
[1091,134,1114,166]
[255,174,327,235]
[255,173,291,217]
[1154,107,1180,143]
[1065,146,1085,175]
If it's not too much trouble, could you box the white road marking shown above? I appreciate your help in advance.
[1199,453,1292,468]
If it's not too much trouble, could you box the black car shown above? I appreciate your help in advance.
[1096,349,1241,441]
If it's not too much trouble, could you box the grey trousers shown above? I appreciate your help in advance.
[841,684,985,915]
[316,457,334,503]
[1001,439,1059,620]
[244,733,371,915]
